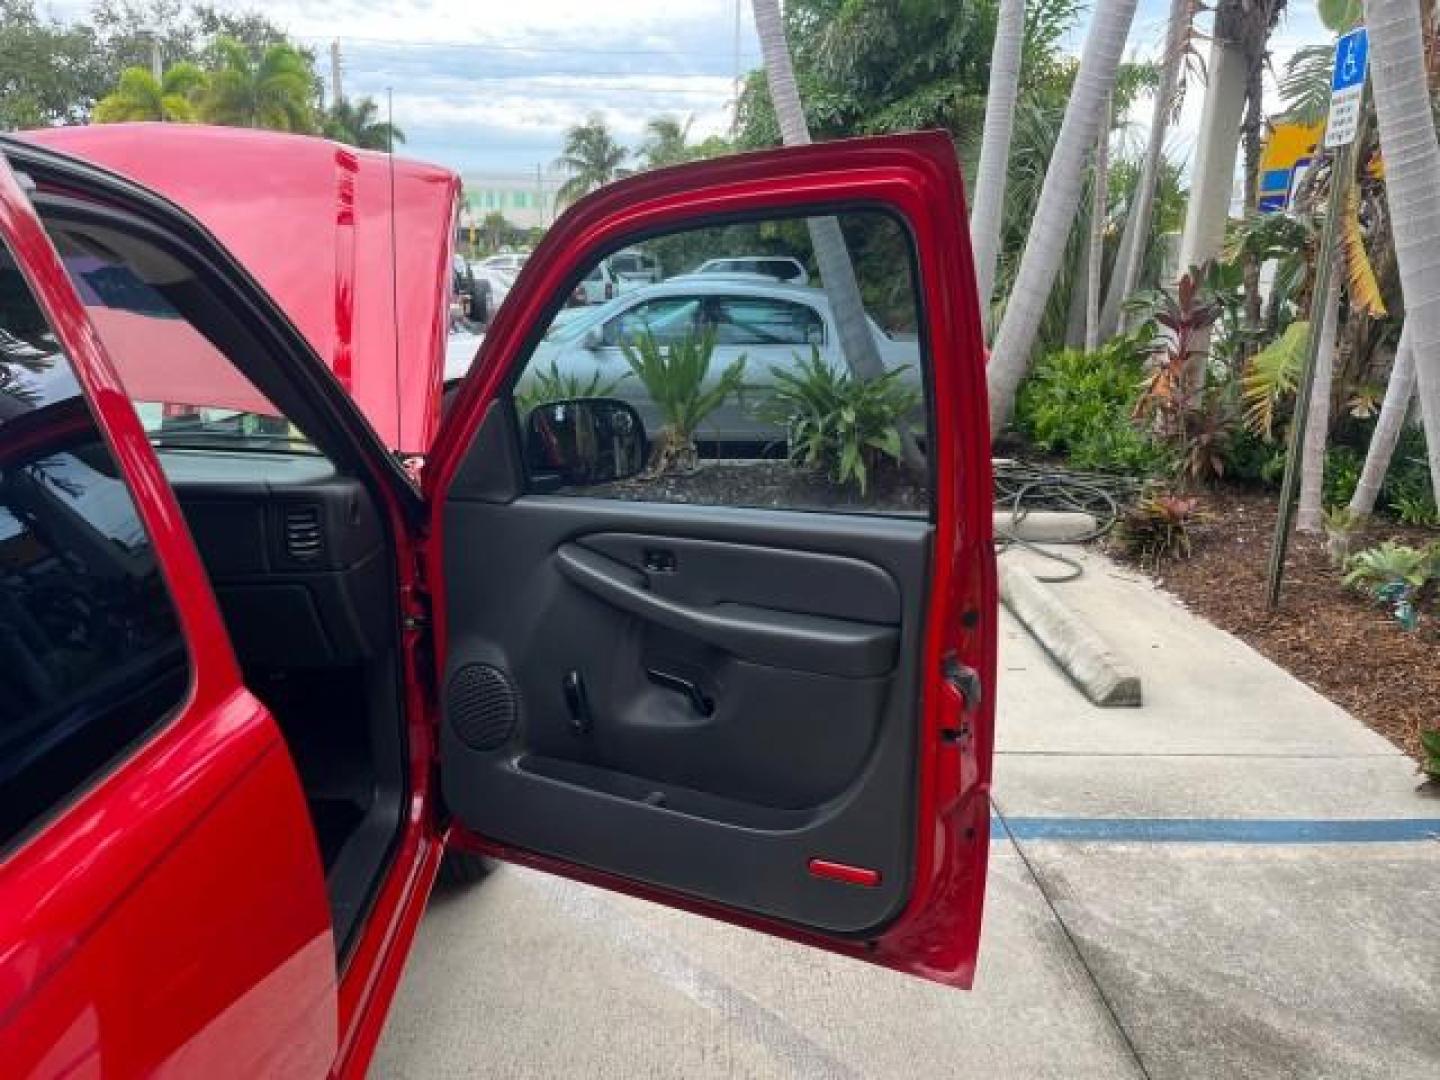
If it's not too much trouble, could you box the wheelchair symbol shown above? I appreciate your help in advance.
[1341,45,1359,83]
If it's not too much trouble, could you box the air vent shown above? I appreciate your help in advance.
[282,504,324,562]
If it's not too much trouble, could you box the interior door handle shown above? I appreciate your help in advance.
[645,667,715,716]
[553,543,898,677]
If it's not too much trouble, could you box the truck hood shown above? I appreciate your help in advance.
[22,123,460,454]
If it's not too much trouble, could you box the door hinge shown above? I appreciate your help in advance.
[940,652,982,743]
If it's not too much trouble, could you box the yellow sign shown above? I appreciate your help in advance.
[1258,121,1322,212]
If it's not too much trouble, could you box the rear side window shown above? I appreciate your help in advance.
[711,296,824,346]
[0,241,188,847]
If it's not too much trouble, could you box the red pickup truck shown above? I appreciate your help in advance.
[0,123,995,1077]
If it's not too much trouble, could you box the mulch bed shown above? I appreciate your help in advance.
[1126,487,1440,764]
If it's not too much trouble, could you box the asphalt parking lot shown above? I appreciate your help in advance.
[374,551,1440,1078]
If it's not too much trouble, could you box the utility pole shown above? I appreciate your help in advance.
[330,39,343,109]
[731,0,743,137]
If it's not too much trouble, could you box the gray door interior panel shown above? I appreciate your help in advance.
[441,494,931,935]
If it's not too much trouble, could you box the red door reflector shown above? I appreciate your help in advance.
[807,859,881,887]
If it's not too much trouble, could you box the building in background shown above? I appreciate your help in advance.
[459,168,566,232]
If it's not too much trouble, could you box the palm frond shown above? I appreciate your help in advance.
[1242,319,1309,438]
[1340,185,1386,317]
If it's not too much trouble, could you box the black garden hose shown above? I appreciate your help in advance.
[993,461,1146,583]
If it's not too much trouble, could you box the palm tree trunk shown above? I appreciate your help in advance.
[1297,265,1341,532]
[986,0,1140,434]
[1066,237,1091,349]
[1085,95,1111,352]
[1350,324,1415,518]
[751,0,881,379]
[1175,8,1247,276]
[752,0,923,467]
[970,0,1026,328]
[1365,0,1440,499]
[1100,0,1189,337]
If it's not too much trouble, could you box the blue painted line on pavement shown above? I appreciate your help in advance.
[990,816,1440,844]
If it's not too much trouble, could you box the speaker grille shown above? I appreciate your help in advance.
[447,663,518,750]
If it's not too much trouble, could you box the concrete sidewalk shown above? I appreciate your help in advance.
[373,549,1440,1078]
[995,548,1440,1079]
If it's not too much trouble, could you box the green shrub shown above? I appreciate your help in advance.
[761,349,919,494]
[1380,425,1434,523]
[1223,427,1285,485]
[1323,446,1363,509]
[621,328,746,475]
[1421,728,1440,782]
[1013,336,1170,476]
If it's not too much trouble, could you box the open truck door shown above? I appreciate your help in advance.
[425,132,997,987]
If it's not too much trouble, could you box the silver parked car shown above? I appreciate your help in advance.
[518,279,920,445]
[693,255,810,286]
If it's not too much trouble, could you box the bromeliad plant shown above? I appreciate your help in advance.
[761,349,919,495]
[621,327,745,476]
[1112,493,1203,570]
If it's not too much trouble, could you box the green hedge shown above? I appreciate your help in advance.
[1013,337,1173,476]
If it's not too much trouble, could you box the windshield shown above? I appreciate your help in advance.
[544,295,626,342]
[58,250,317,454]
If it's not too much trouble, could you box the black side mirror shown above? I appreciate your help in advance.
[524,398,646,487]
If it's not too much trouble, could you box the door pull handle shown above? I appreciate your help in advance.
[645,668,715,716]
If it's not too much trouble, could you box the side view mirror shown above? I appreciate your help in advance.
[581,327,603,351]
[525,398,646,487]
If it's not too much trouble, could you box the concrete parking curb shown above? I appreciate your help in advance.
[993,510,1100,543]
[1000,562,1142,707]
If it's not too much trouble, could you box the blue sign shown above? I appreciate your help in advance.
[1332,27,1369,92]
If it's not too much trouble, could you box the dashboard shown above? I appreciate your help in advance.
[158,449,392,670]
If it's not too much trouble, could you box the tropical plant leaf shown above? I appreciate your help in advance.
[1317,0,1363,33]
[1242,320,1309,439]
[1279,45,1334,125]
[1340,186,1387,318]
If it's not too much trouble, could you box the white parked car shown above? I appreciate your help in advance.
[693,255,810,286]
[607,249,662,288]
[477,252,528,273]
[519,279,920,445]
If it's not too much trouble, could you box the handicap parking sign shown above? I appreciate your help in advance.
[1332,28,1369,92]
[1326,27,1369,148]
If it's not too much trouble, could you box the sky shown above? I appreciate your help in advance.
[45,0,1336,179]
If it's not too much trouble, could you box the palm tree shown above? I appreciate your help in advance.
[1085,94,1111,352]
[94,63,207,123]
[325,96,404,150]
[481,211,510,252]
[1100,0,1192,336]
[751,0,921,467]
[554,115,631,206]
[1174,3,1248,277]
[639,115,693,169]
[201,37,315,132]
[1350,326,1414,518]
[969,0,1025,327]
[1365,0,1440,497]
[986,0,1141,434]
